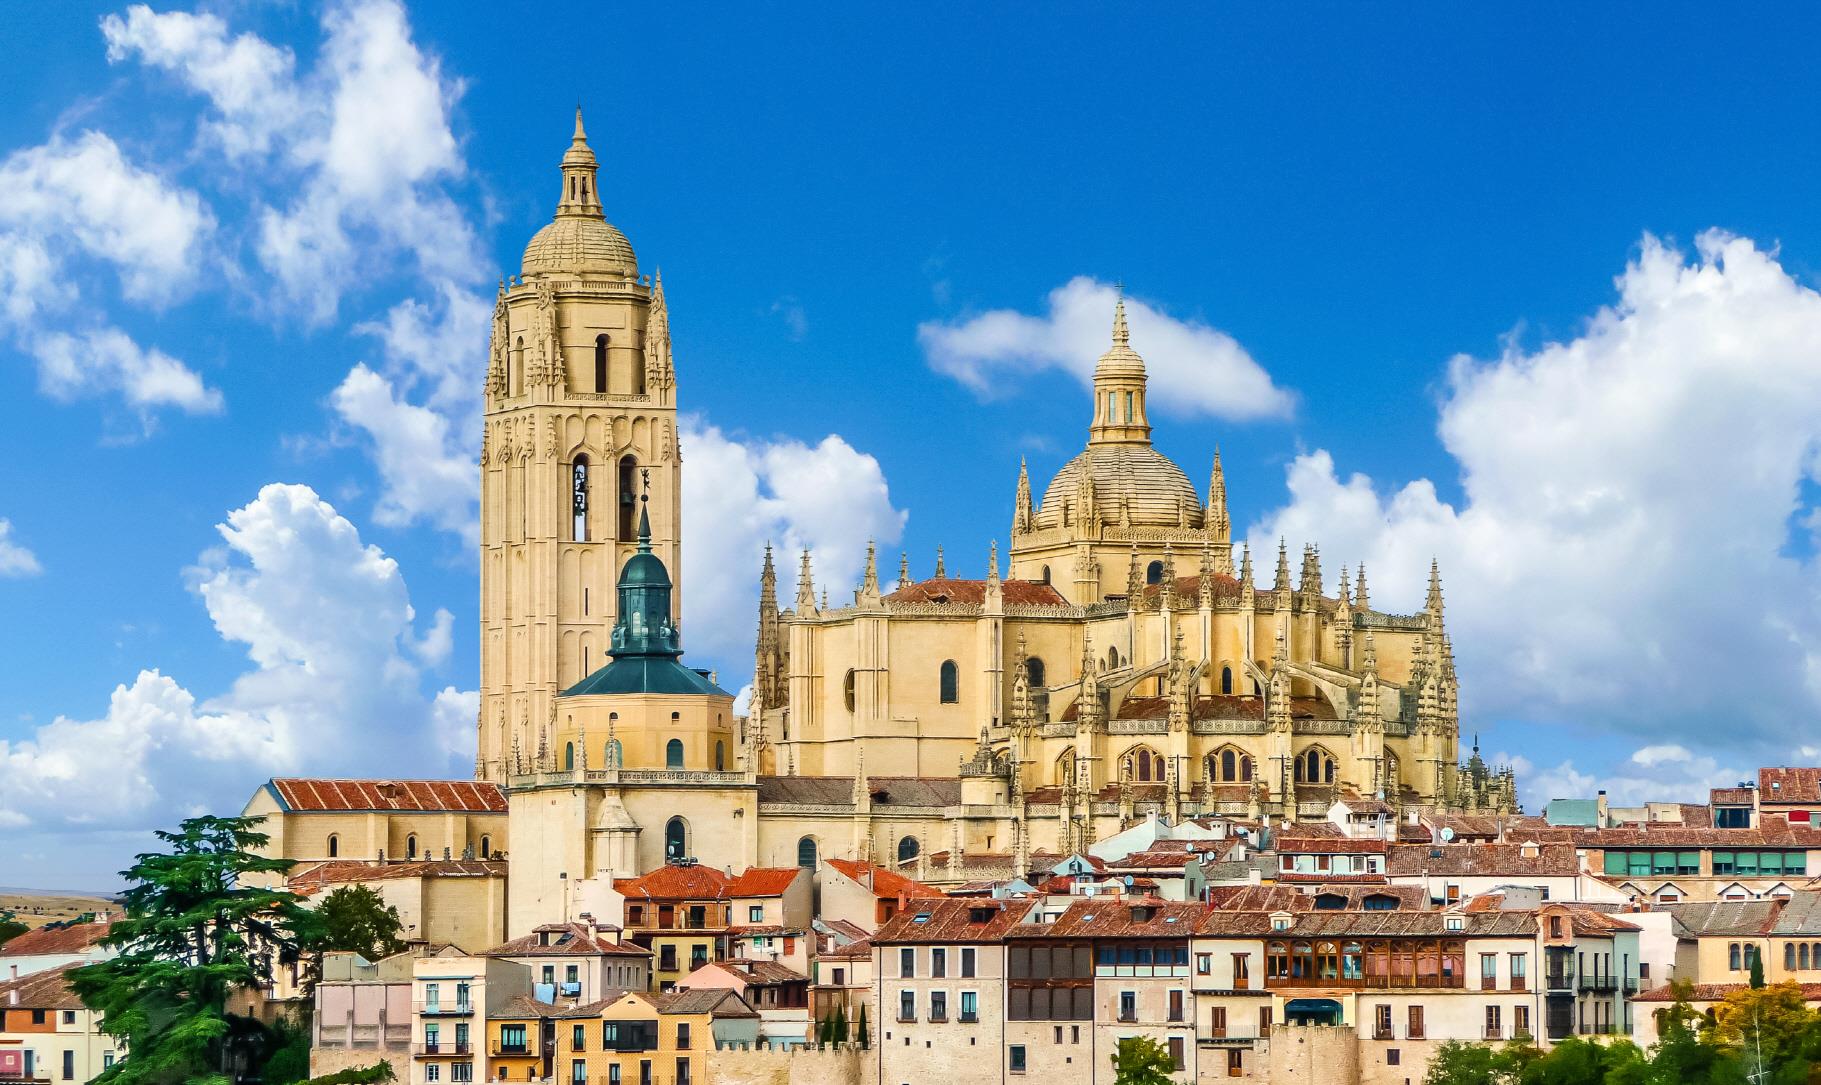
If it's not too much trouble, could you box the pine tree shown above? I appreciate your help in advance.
[832,1002,849,1045]
[856,1002,869,1049]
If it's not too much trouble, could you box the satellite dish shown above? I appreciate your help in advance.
[1124,875,1135,887]
[1441,827,1456,843]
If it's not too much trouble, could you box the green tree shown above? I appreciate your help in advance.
[1110,1036,1176,1085]
[0,911,28,948]
[1710,981,1813,1079]
[832,1002,848,1045]
[1750,949,1766,990]
[70,814,313,1085]
[856,1002,869,1049]
[1423,1039,1538,1085]
[1648,982,1722,1085]
[304,885,405,988]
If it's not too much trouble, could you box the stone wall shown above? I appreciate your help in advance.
[707,1043,872,1085]
[1266,1024,1361,1085]
[307,1045,409,1083]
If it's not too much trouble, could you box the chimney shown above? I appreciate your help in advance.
[1596,790,1609,826]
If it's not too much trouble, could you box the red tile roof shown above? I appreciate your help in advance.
[824,859,943,901]
[1711,787,1755,805]
[0,964,84,1010]
[883,577,1068,606]
[268,778,506,813]
[486,923,650,958]
[1578,825,1821,847]
[874,898,1036,944]
[0,919,113,958]
[1634,981,1821,1003]
[1007,899,1202,938]
[727,868,803,897]
[1760,768,1821,804]
[615,864,734,901]
[288,860,505,887]
[1277,837,1390,854]
[1386,843,1580,877]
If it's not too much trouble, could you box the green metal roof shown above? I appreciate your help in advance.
[561,656,730,698]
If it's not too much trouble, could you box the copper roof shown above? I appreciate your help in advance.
[0,919,112,957]
[883,577,1068,607]
[873,899,1035,944]
[267,778,506,813]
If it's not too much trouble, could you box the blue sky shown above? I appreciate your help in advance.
[6,2,1821,888]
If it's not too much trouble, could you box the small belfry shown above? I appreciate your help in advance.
[476,110,683,783]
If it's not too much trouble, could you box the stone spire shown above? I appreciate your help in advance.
[1355,564,1370,612]
[1425,559,1445,622]
[1273,539,1291,594]
[988,540,1001,583]
[1337,564,1352,609]
[646,268,674,392]
[857,541,881,606]
[898,552,911,590]
[1198,543,1216,608]
[1207,448,1230,541]
[795,549,816,612]
[934,546,947,579]
[1125,544,1144,602]
[555,107,604,219]
[1357,631,1381,725]
[1267,627,1292,733]
[1239,544,1253,590]
[1159,543,1177,609]
[1298,544,1323,596]
[1014,458,1035,535]
[1089,291,1152,445]
[754,544,781,712]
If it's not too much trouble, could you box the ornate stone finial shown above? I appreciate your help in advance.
[934,546,947,579]
[898,552,911,590]
[988,540,1000,582]
[1159,543,1177,609]
[1362,630,1379,672]
[1013,458,1034,535]
[1125,543,1144,603]
[820,587,829,611]
[1207,447,1230,540]
[1337,564,1352,609]
[1112,292,1130,346]
[574,105,587,141]
[1198,543,1216,608]
[1355,563,1370,612]
[1273,538,1291,593]
[795,550,816,612]
[1239,544,1253,591]
[860,541,879,598]
[1272,624,1288,668]
[577,714,588,771]
[1426,558,1445,620]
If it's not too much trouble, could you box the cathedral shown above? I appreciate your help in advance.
[468,111,1513,934]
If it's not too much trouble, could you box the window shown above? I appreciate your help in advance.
[1168,1037,1185,1072]
[62,1051,73,1081]
[1146,560,1164,584]
[594,334,608,392]
[1515,1004,1531,1038]
[406,834,418,859]
[1210,1006,1227,1037]
[569,1059,585,1085]
[939,660,959,703]
[1481,953,1498,991]
[960,991,978,1022]
[426,1066,440,1082]
[1731,943,1743,971]
[1485,1005,1502,1040]
[665,816,688,860]
[797,836,818,868]
[1233,953,1251,984]
[564,742,575,770]
[1211,747,1253,783]
[930,991,948,1021]
[932,948,947,977]
[572,1024,586,1051]
[1295,747,1337,785]
[1227,1050,1244,1077]
[61,1011,75,1026]
[1118,991,1137,1022]
[1197,953,1212,975]
[1010,1045,1027,1073]
[510,337,523,395]
[500,1025,527,1053]
[617,455,639,540]
[666,738,684,769]
[961,947,976,978]
[843,669,856,712]
[1511,952,1527,990]
[479,835,491,859]
[1125,391,1136,424]
[899,990,915,1022]
[898,836,921,865]
[327,833,339,858]
[1221,666,1233,694]
[1168,989,1184,1022]
[675,1058,689,1085]
[676,1022,691,1050]
[901,948,916,978]
[1260,1007,1273,1034]
[572,458,590,541]
[1025,656,1046,688]
[1407,1006,1424,1039]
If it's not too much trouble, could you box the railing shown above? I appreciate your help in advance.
[1545,972,1575,992]
[414,1042,472,1056]
[1578,975,1619,994]
[1483,1027,1503,1041]
[1622,978,1639,995]
[1512,977,1528,992]
[491,1043,532,1056]
[1408,1026,1426,1040]
[1372,1028,1394,1040]
[416,1002,475,1016]
[958,1013,978,1024]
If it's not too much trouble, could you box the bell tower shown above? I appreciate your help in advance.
[477,110,682,783]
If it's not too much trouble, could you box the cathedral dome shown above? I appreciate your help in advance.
[521,216,638,279]
[1034,443,1203,530]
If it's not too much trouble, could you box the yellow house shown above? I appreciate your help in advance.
[570,990,756,1085]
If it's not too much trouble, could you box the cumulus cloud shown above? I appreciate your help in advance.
[330,361,479,540]
[0,484,473,831]
[1249,232,1821,762]
[919,276,1294,421]
[0,131,218,419]
[0,519,42,577]
[680,420,908,662]
[1508,744,1745,809]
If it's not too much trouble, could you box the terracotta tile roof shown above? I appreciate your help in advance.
[1666,899,1784,938]
[1771,892,1821,935]
[1761,768,1821,804]
[824,859,944,901]
[288,860,505,887]
[727,868,803,897]
[494,994,610,1020]
[1203,886,1308,912]
[755,775,961,807]
[702,959,808,986]
[1193,911,1282,936]
[874,899,1035,944]
[267,778,506,813]
[1277,837,1390,854]
[817,918,870,943]
[884,577,1068,607]
[1139,574,1244,604]
[486,923,650,958]
[1555,906,1642,934]
[1282,911,1538,938]
[1007,899,1202,938]
[1634,981,1821,1003]
[0,964,83,1010]
[1578,825,1821,847]
[1110,850,1201,870]
[1277,872,1390,885]
[1305,885,1428,909]
[818,938,872,961]
[1386,843,1580,877]
[1712,787,1756,805]
[654,988,758,1017]
[0,919,113,957]
[728,925,802,938]
[615,864,734,901]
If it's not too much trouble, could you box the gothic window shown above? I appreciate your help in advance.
[1026,657,1046,688]
[572,457,590,542]
[510,337,524,395]
[843,669,856,712]
[666,739,684,769]
[714,741,726,772]
[1124,391,1135,423]
[939,660,959,704]
[1221,666,1233,695]
[1056,747,1076,786]
[1210,747,1253,783]
[326,834,339,858]
[1039,565,1050,584]
[1296,747,1337,785]
[1123,747,1160,783]
[479,836,491,859]
[617,456,639,540]
[1106,646,1119,670]
[594,334,608,393]
[564,742,575,770]
[406,835,418,860]
[1146,560,1164,585]
[665,817,688,861]
[897,836,920,865]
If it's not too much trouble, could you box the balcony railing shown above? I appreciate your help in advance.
[413,1042,472,1056]
[1483,1027,1503,1041]
[1372,1028,1394,1040]
[958,1013,978,1024]
[491,1043,531,1056]
[416,1002,475,1017]
[1578,975,1619,994]
[1544,972,1575,992]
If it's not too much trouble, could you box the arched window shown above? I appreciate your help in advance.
[1039,565,1050,584]
[594,334,608,393]
[1106,647,1119,670]
[1296,747,1337,785]
[1221,666,1233,695]
[897,836,920,865]
[606,739,622,767]
[1789,944,1799,970]
[405,834,418,860]
[1123,747,1160,783]
[1056,747,1076,786]
[631,350,646,396]
[1124,391,1135,423]
[939,660,959,704]
[479,835,491,859]
[326,834,339,858]
[571,457,590,542]
[1025,657,1046,688]
[1146,560,1164,585]
[843,669,856,712]
[665,817,688,861]
[618,455,639,540]
[714,741,726,772]
[511,337,524,395]
[564,742,575,770]
[797,837,819,868]
[666,739,684,769]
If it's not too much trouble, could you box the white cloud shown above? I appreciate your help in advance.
[0,484,473,831]
[330,362,478,541]
[1509,744,1744,809]
[680,420,909,662]
[1249,232,1821,760]
[31,328,222,416]
[919,276,1294,421]
[0,519,42,578]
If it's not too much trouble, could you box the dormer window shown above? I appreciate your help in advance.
[1446,916,1465,932]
